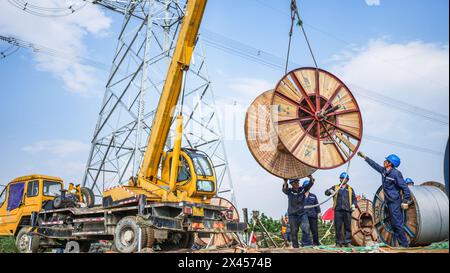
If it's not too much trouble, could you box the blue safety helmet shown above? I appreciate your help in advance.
[289,179,300,185]
[340,172,350,180]
[302,180,310,188]
[386,154,401,168]
[405,178,414,185]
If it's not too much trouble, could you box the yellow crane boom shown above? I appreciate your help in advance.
[138,0,207,182]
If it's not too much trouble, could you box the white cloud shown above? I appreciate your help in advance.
[330,39,449,139]
[365,0,380,6]
[227,77,274,103]
[0,0,112,95]
[331,39,449,103]
[22,140,90,158]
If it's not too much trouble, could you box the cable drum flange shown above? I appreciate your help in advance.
[351,199,378,246]
[272,67,363,170]
[245,90,316,179]
[245,67,363,179]
[373,183,449,247]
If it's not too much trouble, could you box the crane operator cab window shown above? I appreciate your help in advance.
[189,152,215,193]
[43,181,62,197]
[177,157,191,183]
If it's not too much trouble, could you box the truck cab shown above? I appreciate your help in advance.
[0,175,63,237]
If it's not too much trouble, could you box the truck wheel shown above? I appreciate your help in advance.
[15,227,41,253]
[64,241,91,253]
[180,232,195,249]
[79,241,92,253]
[114,216,148,253]
[64,241,80,253]
[53,196,63,209]
[80,187,95,208]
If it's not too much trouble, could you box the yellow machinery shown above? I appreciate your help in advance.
[0,175,95,252]
[103,0,214,205]
[0,0,245,253]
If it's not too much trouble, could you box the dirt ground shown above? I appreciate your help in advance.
[135,244,449,254]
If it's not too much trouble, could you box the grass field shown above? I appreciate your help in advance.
[0,237,17,253]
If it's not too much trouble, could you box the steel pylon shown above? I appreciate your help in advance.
[82,0,236,205]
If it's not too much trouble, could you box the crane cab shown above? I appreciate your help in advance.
[160,148,217,199]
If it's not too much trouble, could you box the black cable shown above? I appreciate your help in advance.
[291,0,319,69]
[285,1,296,74]
[7,0,87,17]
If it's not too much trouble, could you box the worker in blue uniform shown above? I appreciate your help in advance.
[282,175,315,248]
[358,152,412,247]
[325,172,358,247]
[304,185,321,246]
[405,178,414,187]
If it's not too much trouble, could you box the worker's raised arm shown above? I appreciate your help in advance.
[282,179,289,195]
[360,153,384,174]
[302,175,315,193]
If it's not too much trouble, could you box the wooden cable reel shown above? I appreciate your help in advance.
[245,67,363,178]
[195,197,240,247]
[351,198,378,246]
[374,183,449,247]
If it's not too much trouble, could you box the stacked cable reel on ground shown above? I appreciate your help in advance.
[194,197,240,248]
[373,181,449,247]
[351,198,378,246]
[245,67,364,180]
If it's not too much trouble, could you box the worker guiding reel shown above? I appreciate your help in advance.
[245,0,363,184]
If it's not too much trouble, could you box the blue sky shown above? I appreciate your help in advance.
[0,0,448,217]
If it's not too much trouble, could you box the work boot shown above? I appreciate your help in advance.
[335,243,343,248]
[345,243,353,248]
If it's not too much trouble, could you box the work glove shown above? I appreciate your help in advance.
[325,189,335,196]
[357,151,367,159]
[401,199,413,210]
[351,205,356,212]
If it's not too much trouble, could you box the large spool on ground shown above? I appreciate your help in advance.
[373,182,449,247]
[351,198,378,246]
[245,67,363,178]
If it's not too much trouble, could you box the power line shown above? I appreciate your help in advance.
[200,29,449,125]
[0,35,110,71]
[0,44,20,59]
[252,0,449,91]
[7,0,88,18]
[364,135,444,156]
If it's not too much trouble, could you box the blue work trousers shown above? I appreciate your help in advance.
[289,214,312,248]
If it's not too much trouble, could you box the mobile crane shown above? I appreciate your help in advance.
[0,0,246,253]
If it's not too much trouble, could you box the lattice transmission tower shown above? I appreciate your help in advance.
[80,0,236,204]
